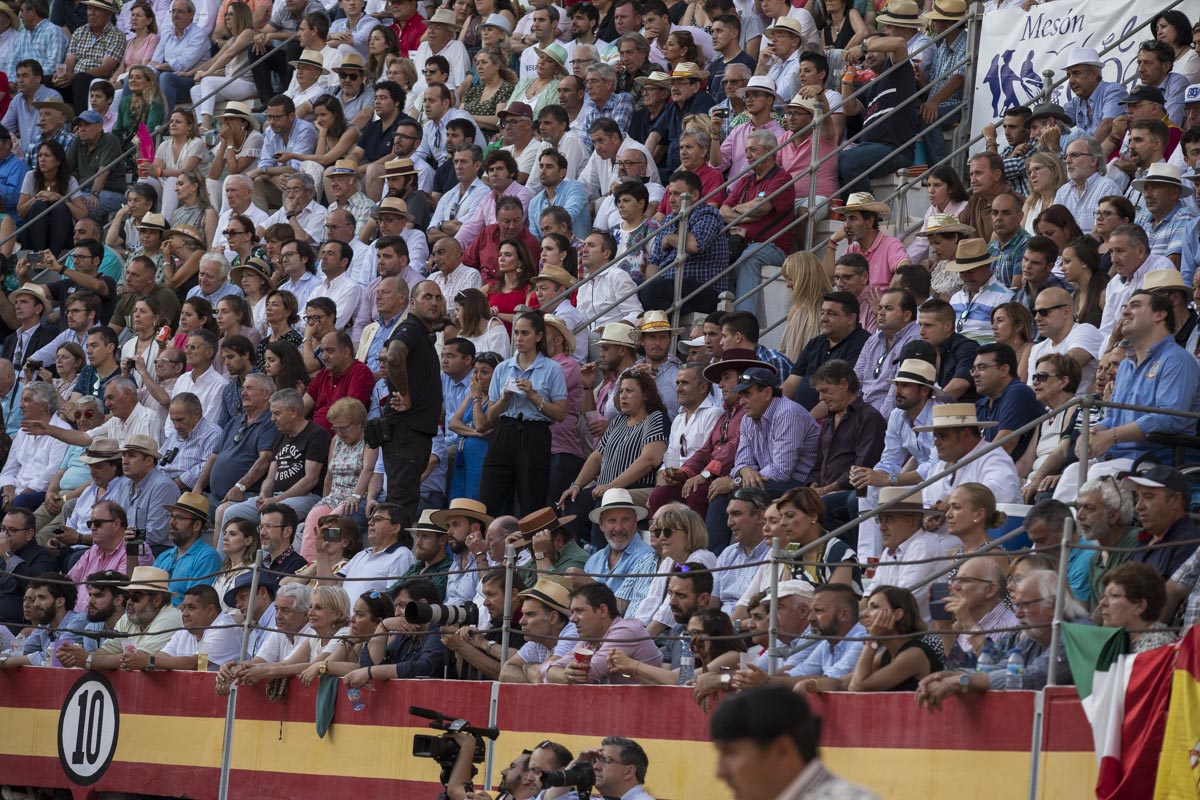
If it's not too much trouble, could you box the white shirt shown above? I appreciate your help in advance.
[578,136,660,201]
[923,439,1022,508]
[88,403,164,445]
[430,178,490,230]
[215,203,270,252]
[407,39,471,114]
[868,530,958,624]
[575,266,643,332]
[631,549,718,627]
[432,265,483,316]
[286,45,342,93]
[160,612,242,669]
[547,130,589,179]
[168,366,230,432]
[0,415,71,492]
[505,138,552,193]
[1100,254,1174,343]
[340,542,416,598]
[256,624,314,662]
[192,0,221,36]
[663,396,723,469]
[265,199,328,245]
[320,270,364,331]
[1028,321,1104,394]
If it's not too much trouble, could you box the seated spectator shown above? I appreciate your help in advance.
[972,343,1042,463]
[1027,286,1102,393]
[194,373,278,521]
[1122,466,1200,581]
[302,407,371,555]
[333,503,415,597]
[78,566,184,668]
[847,585,943,691]
[153,492,222,602]
[1099,562,1176,653]
[65,109,124,220]
[916,570,1088,706]
[263,172,327,245]
[0,572,85,667]
[0,507,57,625]
[578,489,660,614]
[212,519,258,614]
[1021,354,1083,503]
[515,508,590,585]
[782,290,869,411]
[242,585,352,682]
[990,302,1034,385]
[304,333,374,433]
[345,578,448,684]
[837,34,919,195]
[1062,290,1200,499]
[217,578,299,676]
[69,570,129,655]
[63,494,145,604]
[125,584,238,671]
[869,486,954,622]
[940,555,1017,670]
[1144,269,1199,353]
[5,382,71,509]
[18,139,84,256]
[631,505,717,631]
[807,359,886,508]
[545,582,663,684]
[946,238,1015,345]
[439,567,527,680]
[500,578,578,683]
[644,62,714,177]
[912,211,971,300]
[251,95,318,211]
[219,389,329,526]
[212,175,270,253]
[1054,137,1121,233]
[315,591,397,680]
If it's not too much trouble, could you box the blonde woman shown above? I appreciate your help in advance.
[238,585,352,685]
[1022,153,1067,235]
[633,503,717,634]
[510,42,565,114]
[153,108,211,219]
[779,252,832,361]
[213,519,260,614]
[189,1,257,131]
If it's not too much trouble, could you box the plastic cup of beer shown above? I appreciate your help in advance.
[573,646,595,667]
[739,651,756,670]
[196,641,211,672]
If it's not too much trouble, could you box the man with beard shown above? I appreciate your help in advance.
[81,566,183,669]
[123,585,240,671]
[431,498,494,606]
[657,564,713,669]
[578,489,659,614]
[0,572,85,667]
[545,582,662,684]
[501,578,577,683]
[1077,478,1141,617]
[448,744,534,800]
[441,567,526,680]
[153,492,222,604]
[64,570,127,656]
[393,512,455,601]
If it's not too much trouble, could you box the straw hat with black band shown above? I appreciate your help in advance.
[230,256,275,289]
[912,403,998,432]
[163,492,211,524]
[217,100,260,130]
[943,238,996,273]
[518,578,572,617]
[888,358,938,390]
[430,498,494,529]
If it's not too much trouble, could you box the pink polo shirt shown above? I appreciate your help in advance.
[67,542,153,612]
[779,133,839,200]
[848,232,910,289]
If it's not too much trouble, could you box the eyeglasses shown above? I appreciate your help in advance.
[303,314,326,322]
[224,229,248,236]
[648,527,677,537]
[1034,304,1068,317]
[86,518,115,529]
[422,67,440,75]
[168,512,197,523]
[969,363,1000,374]
[232,424,248,443]
[596,755,622,766]
[73,409,97,420]
[1030,372,1061,384]
[0,525,31,534]
[948,576,993,587]
[258,523,283,531]
[1100,591,1127,602]
[1012,596,1051,612]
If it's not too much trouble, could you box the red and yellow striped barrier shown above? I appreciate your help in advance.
[0,669,1097,799]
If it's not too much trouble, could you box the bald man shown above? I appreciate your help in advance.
[1027,287,1104,394]
[429,236,482,317]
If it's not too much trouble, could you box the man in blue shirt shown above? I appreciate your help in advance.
[582,488,659,614]
[0,126,28,220]
[1061,46,1129,143]
[0,572,85,667]
[972,342,1042,463]
[153,492,222,604]
[1,60,61,152]
[146,0,211,112]
[251,94,318,211]
[528,148,591,239]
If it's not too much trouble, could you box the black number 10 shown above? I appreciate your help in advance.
[71,690,104,766]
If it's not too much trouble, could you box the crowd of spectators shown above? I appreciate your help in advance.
[2,0,1200,795]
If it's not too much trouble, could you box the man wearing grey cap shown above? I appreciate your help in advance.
[66,108,125,219]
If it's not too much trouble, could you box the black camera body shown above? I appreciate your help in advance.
[409,706,499,789]
[404,600,479,627]
[24,359,42,374]
[540,762,595,795]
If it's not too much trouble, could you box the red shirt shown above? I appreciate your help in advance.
[393,15,427,57]
[461,224,542,284]
[724,166,795,243]
[657,162,725,215]
[306,360,376,433]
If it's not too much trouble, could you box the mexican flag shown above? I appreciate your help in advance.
[1062,623,1178,799]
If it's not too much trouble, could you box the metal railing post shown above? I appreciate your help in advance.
[954,5,983,171]
[1078,395,1091,497]
[805,104,823,249]
[767,536,783,676]
[218,549,264,800]
[1045,517,1073,688]
[670,192,691,332]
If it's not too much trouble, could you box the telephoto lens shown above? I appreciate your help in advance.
[404,601,480,627]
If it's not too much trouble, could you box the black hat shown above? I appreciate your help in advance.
[1123,464,1190,497]
[223,571,279,609]
[1119,85,1167,107]
[894,339,937,365]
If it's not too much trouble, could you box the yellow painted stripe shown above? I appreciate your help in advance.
[2,708,1098,800]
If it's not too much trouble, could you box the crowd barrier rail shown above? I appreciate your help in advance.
[0,668,1098,800]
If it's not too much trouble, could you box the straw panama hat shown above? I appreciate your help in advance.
[430,498,494,528]
[1132,163,1193,196]
[588,487,649,523]
[944,238,996,273]
[78,438,122,464]
[916,213,975,237]
[875,486,930,514]
[533,264,575,288]
[888,358,938,390]
[428,7,461,28]
[125,566,178,596]
[543,313,575,349]
[519,578,572,616]
[217,100,260,130]
[913,402,998,432]
[406,509,447,533]
[289,49,330,74]
[597,321,638,348]
[921,0,966,21]
[163,491,211,522]
[878,0,922,28]
[765,17,804,40]
[840,192,891,217]
[669,61,709,80]
[639,310,684,334]
[1143,269,1189,295]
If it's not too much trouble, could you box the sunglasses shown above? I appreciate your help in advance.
[86,518,115,529]
[1034,304,1068,317]
[73,409,97,420]
[1030,372,1061,383]
[648,527,676,537]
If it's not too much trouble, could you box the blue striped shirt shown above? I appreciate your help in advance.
[714,538,770,614]
[583,534,659,608]
[950,279,1014,344]
[1063,81,1128,137]
[1053,172,1121,234]
[1135,203,1198,260]
[733,396,820,484]
[8,19,67,80]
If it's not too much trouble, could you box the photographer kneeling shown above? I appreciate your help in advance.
[446,736,537,800]
[543,738,654,800]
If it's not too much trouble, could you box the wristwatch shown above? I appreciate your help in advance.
[85,653,94,670]
[146,654,157,671]
[720,673,732,685]
[700,469,714,480]
[0,652,9,667]
[958,673,970,693]
[234,482,247,493]
[888,473,898,487]
[733,476,744,487]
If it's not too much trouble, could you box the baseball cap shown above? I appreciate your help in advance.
[893,339,937,365]
[732,367,781,393]
[74,110,103,125]
[1123,465,1189,497]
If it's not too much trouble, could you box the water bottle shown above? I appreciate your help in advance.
[678,650,695,685]
[1005,648,1025,690]
[975,644,997,673]
[346,687,366,711]
[10,633,25,655]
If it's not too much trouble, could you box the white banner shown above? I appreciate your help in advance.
[970,0,1200,143]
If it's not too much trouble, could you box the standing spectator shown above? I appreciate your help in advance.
[807,359,886,521]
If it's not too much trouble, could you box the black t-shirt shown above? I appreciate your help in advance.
[709,52,757,104]
[789,327,871,409]
[385,317,442,436]
[49,275,118,327]
[862,59,920,151]
[360,114,403,164]
[271,421,331,494]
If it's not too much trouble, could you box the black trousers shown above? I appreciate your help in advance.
[380,420,433,525]
[638,272,720,314]
[43,72,102,114]
[250,41,302,105]
[478,416,551,518]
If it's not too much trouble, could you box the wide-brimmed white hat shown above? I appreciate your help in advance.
[1063,47,1102,70]
[1131,162,1193,196]
[736,75,783,103]
[588,487,648,523]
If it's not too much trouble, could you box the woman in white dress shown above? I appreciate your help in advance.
[153,108,212,220]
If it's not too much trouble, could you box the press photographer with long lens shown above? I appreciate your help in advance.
[408,706,501,800]
[441,567,527,680]
[542,737,653,800]
[344,578,448,687]
[445,732,532,800]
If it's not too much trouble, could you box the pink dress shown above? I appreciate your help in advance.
[123,35,159,75]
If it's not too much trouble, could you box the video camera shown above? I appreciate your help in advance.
[410,705,499,790]
[539,762,595,796]
[404,601,479,627]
